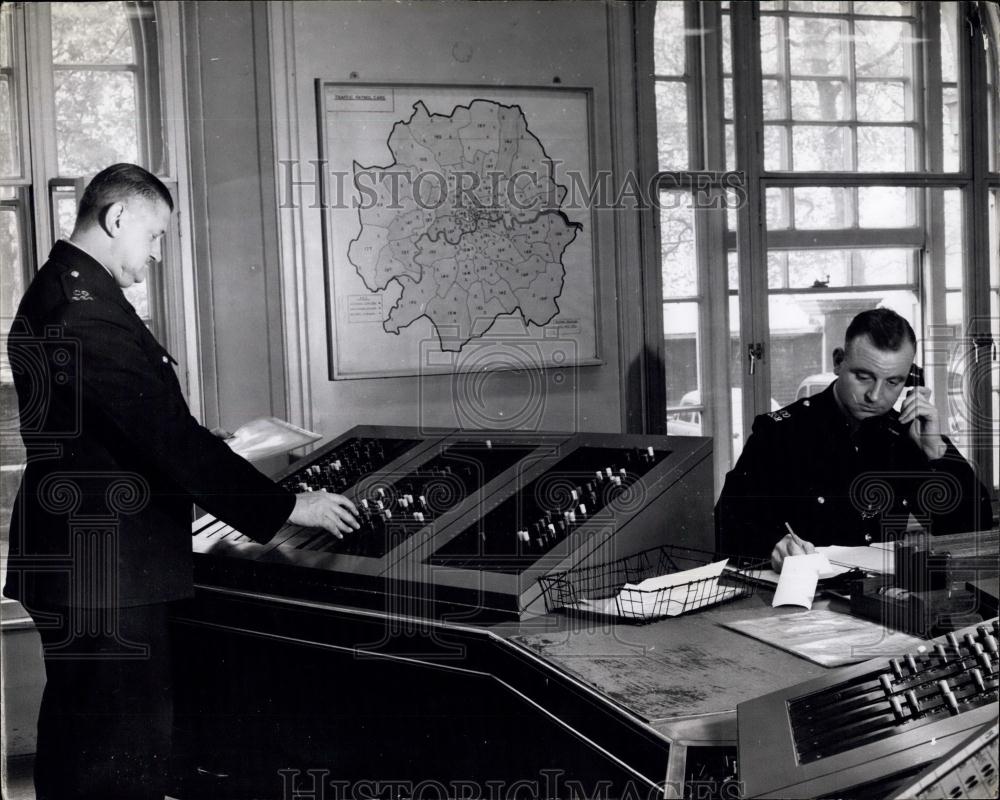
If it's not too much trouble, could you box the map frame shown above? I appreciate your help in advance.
[315,80,602,380]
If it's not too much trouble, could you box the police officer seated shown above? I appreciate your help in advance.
[715,308,994,572]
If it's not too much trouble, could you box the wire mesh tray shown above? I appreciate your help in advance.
[538,545,760,623]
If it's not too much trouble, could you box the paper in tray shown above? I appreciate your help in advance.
[566,559,746,621]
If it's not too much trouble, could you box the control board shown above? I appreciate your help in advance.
[737,618,1000,798]
[191,426,714,619]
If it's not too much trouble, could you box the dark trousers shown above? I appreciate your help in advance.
[28,603,173,800]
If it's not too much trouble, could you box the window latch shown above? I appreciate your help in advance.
[748,343,764,375]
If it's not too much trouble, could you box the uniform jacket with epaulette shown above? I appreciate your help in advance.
[715,384,994,561]
[4,241,295,609]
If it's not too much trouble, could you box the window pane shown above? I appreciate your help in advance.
[0,204,23,324]
[760,16,781,76]
[852,249,913,286]
[853,2,912,16]
[721,8,732,75]
[664,300,699,411]
[789,1,843,12]
[55,69,138,174]
[857,80,908,122]
[764,125,789,171]
[0,4,19,178]
[857,126,913,171]
[0,79,16,178]
[727,290,748,461]
[52,188,77,240]
[788,17,848,77]
[762,78,783,120]
[660,191,696,298]
[942,85,960,172]
[725,122,735,171]
[785,249,850,288]
[766,187,791,230]
[792,186,851,228]
[939,190,969,464]
[768,251,788,290]
[940,1,959,85]
[790,79,848,120]
[858,186,916,228]
[792,125,850,170]
[51,1,134,65]
[772,248,915,289]
[855,20,912,78]
[656,81,688,171]
[654,1,686,76]
[944,190,963,291]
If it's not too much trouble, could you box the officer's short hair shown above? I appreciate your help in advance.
[845,308,916,352]
[76,163,173,227]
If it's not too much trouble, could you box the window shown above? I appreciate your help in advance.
[648,1,999,498]
[1,2,185,529]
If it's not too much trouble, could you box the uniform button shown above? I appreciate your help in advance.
[817,496,825,504]
[161,355,169,364]
[803,400,810,407]
[70,270,79,278]
[902,499,908,507]
[865,533,873,543]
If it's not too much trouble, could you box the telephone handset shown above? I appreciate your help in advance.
[888,363,925,433]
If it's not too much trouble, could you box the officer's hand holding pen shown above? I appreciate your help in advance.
[771,521,816,573]
[288,491,360,538]
[898,386,947,460]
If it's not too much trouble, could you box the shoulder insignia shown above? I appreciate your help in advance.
[70,288,93,302]
[768,411,784,422]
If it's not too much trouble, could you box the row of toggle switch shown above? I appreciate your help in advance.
[790,619,999,762]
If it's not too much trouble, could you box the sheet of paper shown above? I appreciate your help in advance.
[224,417,321,462]
[622,558,729,593]
[724,609,926,667]
[818,544,895,575]
[772,553,835,609]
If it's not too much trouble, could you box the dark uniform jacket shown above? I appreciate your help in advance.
[4,241,295,609]
[715,384,994,561]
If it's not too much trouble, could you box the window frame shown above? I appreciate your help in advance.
[642,0,999,502]
[1,2,193,399]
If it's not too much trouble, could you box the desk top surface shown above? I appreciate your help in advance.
[506,595,882,730]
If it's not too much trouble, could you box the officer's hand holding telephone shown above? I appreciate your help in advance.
[896,364,948,460]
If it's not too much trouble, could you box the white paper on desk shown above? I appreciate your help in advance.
[772,553,837,609]
[818,544,895,575]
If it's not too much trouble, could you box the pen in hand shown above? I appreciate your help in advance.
[772,521,816,572]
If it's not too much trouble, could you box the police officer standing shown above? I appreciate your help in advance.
[4,164,359,799]
[715,308,994,572]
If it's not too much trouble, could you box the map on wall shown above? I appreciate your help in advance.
[317,82,599,379]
